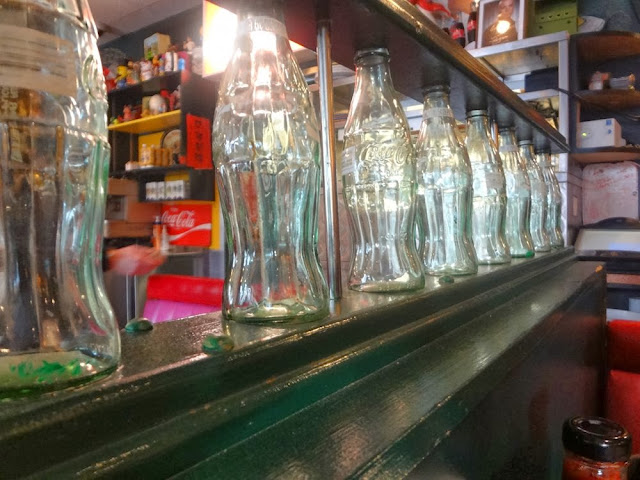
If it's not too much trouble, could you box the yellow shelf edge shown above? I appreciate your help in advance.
[108,110,181,134]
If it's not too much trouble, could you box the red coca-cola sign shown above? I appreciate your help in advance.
[161,203,211,247]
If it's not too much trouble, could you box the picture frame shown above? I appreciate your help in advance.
[477,0,526,48]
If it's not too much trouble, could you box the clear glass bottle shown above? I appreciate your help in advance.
[0,0,119,395]
[537,150,565,247]
[342,48,424,292]
[519,140,550,252]
[212,0,328,322]
[415,86,477,276]
[498,128,534,258]
[465,111,510,265]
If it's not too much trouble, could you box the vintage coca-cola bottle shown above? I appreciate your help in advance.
[342,48,424,292]
[465,110,510,264]
[519,140,550,252]
[498,127,534,258]
[537,150,565,247]
[212,0,328,323]
[415,86,477,276]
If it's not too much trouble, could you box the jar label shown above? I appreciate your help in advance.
[238,16,288,38]
[341,146,356,176]
[424,107,454,119]
[499,145,518,153]
[0,26,75,98]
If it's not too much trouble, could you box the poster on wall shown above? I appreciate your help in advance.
[161,203,212,247]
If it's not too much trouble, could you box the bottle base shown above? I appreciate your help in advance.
[0,350,117,399]
[224,303,329,325]
[477,256,512,265]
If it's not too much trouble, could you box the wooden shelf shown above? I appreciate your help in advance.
[207,0,568,153]
[108,110,181,134]
[574,31,640,65]
[570,146,640,164]
[107,71,181,98]
[577,89,640,112]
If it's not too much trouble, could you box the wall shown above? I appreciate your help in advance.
[100,6,202,62]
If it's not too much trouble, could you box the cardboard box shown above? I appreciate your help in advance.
[578,118,625,149]
[107,178,138,197]
[582,162,640,225]
[144,33,171,58]
[105,195,161,223]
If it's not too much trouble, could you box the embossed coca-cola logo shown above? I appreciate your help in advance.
[358,142,411,166]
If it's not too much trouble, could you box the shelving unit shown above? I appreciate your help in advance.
[108,110,181,134]
[211,0,568,153]
[570,31,640,158]
[576,89,640,112]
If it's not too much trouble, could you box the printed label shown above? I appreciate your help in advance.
[238,16,287,38]
[0,26,75,97]
[341,146,356,176]
[424,107,454,119]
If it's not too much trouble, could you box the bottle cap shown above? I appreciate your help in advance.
[354,47,390,63]
[562,416,631,463]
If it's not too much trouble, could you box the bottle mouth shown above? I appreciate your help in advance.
[466,109,488,118]
[423,84,450,95]
[354,47,390,64]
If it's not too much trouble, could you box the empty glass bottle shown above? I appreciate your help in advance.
[0,0,119,395]
[465,111,510,265]
[537,150,565,247]
[212,0,328,322]
[416,86,477,276]
[498,128,534,258]
[519,140,550,252]
[342,48,424,292]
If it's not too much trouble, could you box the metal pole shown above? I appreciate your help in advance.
[316,19,342,300]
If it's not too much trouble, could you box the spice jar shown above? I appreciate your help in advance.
[562,416,632,480]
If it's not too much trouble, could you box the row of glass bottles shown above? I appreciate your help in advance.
[212,3,564,324]
[341,48,565,292]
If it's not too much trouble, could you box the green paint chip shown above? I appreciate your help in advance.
[439,275,455,285]
[202,335,234,354]
[125,319,154,333]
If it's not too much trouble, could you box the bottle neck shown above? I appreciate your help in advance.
[536,152,552,167]
[354,55,394,94]
[466,114,490,139]
[498,129,517,148]
[518,142,535,164]
[237,1,287,38]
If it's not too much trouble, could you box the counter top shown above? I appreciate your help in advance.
[0,249,605,478]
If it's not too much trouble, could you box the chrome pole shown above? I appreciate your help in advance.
[316,19,342,299]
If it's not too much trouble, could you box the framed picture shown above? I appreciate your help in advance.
[477,0,526,48]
